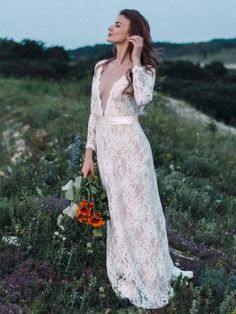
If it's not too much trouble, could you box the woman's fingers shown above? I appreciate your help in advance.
[128,36,143,47]
[81,166,87,177]
[82,168,93,178]
[90,167,94,176]
[81,159,94,178]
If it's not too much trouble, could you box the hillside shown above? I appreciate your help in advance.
[160,95,236,136]
[0,76,235,313]
[0,37,235,129]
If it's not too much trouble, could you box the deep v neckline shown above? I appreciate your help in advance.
[98,61,126,115]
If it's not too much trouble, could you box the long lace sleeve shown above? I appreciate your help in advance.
[132,65,156,113]
[85,72,97,152]
[85,107,96,152]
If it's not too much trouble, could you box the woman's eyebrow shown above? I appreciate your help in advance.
[115,21,122,24]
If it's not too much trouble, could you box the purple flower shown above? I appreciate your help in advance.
[1,257,58,301]
[33,195,70,214]
[0,245,27,280]
[0,303,28,314]
[69,133,81,169]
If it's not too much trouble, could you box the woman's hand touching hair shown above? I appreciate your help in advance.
[127,35,144,64]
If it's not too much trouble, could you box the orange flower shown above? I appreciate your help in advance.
[74,199,105,228]
[79,200,94,209]
[76,199,94,217]
[88,211,106,228]
[77,206,92,217]
[76,212,91,224]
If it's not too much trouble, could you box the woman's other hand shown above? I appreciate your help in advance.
[81,148,95,177]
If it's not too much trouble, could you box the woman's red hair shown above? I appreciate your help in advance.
[97,9,162,96]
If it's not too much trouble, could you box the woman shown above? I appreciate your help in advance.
[81,9,193,313]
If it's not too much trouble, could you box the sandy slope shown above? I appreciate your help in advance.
[163,95,236,136]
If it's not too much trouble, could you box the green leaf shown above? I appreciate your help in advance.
[74,176,82,189]
[98,200,103,208]
[92,228,103,237]
[100,191,107,199]
[90,186,98,194]
[65,189,74,201]
[85,187,91,199]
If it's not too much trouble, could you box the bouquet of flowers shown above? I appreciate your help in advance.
[55,172,109,239]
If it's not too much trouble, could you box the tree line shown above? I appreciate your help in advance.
[0,38,86,80]
[0,38,235,127]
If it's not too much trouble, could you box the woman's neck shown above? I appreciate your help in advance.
[114,42,132,66]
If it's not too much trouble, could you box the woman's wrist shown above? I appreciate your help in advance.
[85,147,93,159]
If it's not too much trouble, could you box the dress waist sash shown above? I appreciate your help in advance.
[95,114,138,125]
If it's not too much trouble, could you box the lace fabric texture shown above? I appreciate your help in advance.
[85,59,193,309]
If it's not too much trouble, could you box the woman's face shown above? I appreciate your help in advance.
[107,14,131,44]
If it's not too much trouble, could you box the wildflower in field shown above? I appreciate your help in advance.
[69,133,81,170]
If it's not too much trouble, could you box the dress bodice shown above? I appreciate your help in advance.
[93,59,156,116]
[86,59,156,151]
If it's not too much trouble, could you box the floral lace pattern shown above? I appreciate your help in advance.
[85,59,193,309]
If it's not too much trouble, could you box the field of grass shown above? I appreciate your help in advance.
[0,76,236,313]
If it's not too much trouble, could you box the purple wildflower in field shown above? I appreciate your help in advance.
[0,245,27,280]
[165,214,222,262]
[168,231,222,260]
[34,195,70,213]
[0,257,58,301]
[0,303,28,314]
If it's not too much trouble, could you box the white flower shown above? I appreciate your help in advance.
[62,202,78,219]
[2,235,20,246]
[61,179,74,191]
[56,202,78,230]
[61,179,74,200]
[54,231,66,240]
[57,214,65,230]
[99,286,105,292]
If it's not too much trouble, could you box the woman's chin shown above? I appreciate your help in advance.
[106,37,114,43]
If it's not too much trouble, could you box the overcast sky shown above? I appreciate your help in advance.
[0,0,235,49]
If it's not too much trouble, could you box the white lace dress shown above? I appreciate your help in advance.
[85,59,193,309]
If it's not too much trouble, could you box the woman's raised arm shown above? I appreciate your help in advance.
[131,65,156,112]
